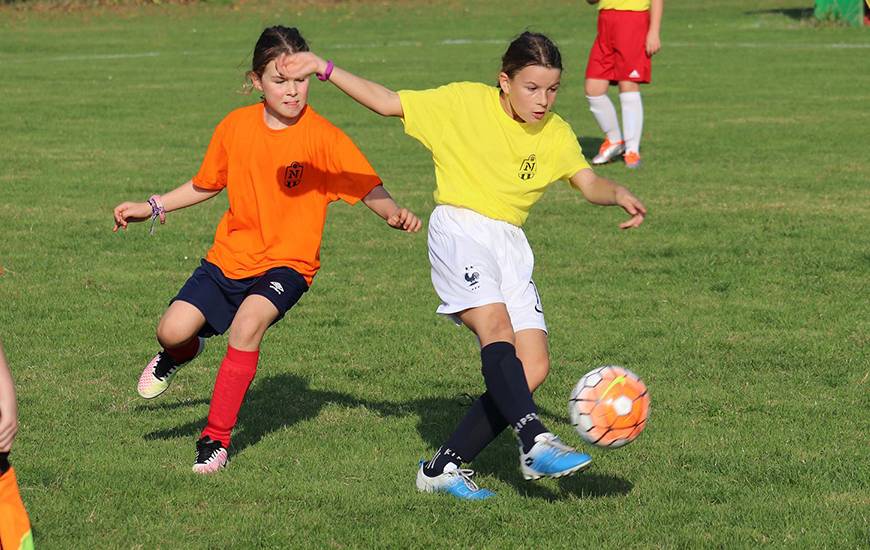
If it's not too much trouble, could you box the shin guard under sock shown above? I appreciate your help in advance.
[480,341,546,453]
[201,345,259,447]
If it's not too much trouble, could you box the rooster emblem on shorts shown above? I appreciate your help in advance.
[464,266,480,289]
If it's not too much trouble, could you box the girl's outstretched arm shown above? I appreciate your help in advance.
[277,53,404,118]
[569,168,647,230]
[112,180,220,232]
[362,185,422,233]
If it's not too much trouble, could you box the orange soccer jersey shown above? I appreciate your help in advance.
[192,102,382,285]
[0,468,33,550]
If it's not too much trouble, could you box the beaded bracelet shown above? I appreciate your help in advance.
[147,194,166,235]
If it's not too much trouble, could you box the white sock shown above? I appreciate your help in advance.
[586,94,622,143]
[619,91,643,154]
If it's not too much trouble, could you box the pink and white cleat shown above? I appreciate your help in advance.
[192,436,228,474]
[137,337,205,399]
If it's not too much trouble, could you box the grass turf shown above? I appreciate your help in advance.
[0,0,868,547]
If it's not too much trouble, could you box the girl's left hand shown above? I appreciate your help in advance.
[615,188,647,229]
[646,32,661,56]
[387,208,422,233]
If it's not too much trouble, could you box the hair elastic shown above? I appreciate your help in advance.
[317,60,334,82]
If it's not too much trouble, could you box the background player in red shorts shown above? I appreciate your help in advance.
[584,0,663,168]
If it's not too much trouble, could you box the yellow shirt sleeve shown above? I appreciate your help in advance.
[553,120,591,181]
[398,84,460,151]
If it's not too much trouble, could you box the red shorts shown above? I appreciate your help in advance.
[585,9,652,84]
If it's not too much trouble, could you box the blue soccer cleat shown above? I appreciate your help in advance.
[520,432,592,480]
[415,461,495,500]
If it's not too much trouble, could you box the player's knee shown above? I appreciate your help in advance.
[585,81,607,97]
[228,314,268,349]
[156,317,192,349]
[483,316,515,343]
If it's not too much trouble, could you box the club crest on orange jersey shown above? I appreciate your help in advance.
[284,162,304,188]
[518,154,536,181]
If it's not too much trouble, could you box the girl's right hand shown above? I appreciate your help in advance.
[277,52,327,80]
[113,201,152,232]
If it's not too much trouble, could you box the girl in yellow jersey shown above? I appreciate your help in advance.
[280,32,646,500]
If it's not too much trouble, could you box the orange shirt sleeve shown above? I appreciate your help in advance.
[324,128,382,205]
[192,117,229,190]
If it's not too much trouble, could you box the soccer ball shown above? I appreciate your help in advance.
[569,365,650,448]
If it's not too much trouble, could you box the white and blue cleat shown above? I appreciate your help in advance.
[416,461,495,501]
[520,432,592,480]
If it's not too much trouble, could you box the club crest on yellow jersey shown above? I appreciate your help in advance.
[518,154,537,181]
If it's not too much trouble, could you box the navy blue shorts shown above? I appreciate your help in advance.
[172,259,308,337]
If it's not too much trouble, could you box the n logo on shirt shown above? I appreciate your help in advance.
[518,154,537,181]
[284,162,304,188]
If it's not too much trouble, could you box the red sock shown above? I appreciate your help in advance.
[164,336,201,364]
[201,345,259,447]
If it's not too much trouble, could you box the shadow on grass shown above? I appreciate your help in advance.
[143,373,632,500]
[744,8,813,20]
[578,136,604,161]
[134,398,209,412]
[143,373,373,454]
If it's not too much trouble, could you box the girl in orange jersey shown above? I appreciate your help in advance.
[280,32,646,499]
[0,341,34,550]
[112,26,421,473]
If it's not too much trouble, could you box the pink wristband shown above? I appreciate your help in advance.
[316,60,334,82]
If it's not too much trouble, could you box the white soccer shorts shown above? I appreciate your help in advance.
[427,205,547,333]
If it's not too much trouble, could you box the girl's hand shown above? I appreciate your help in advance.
[387,208,422,233]
[646,31,661,56]
[615,187,647,229]
[113,201,152,232]
[0,404,17,453]
[277,52,327,80]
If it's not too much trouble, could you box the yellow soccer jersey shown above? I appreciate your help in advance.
[398,82,589,226]
[598,0,650,10]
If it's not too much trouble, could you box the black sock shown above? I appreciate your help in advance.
[423,446,464,477]
[0,452,9,475]
[480,341,547,453]
[424,391,510,477]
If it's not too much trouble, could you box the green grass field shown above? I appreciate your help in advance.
[1,0,868,547]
